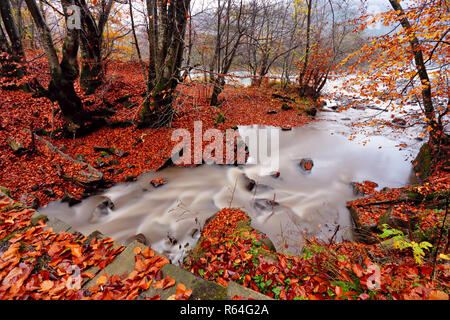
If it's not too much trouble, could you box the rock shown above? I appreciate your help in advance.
[413,143,433,181]
[0,186,11,197]
[61,191,82,207]
[43,189,55,198]
[392,118,407,127]
[7,137,25,154]
[267,110,277,115]
[108,159,120,166]
[114,168,124,175]
[127,233,147,245]
[305,108,317,117]
[254,198,279,214]
[281,126,292,131]
[299,158,314,172]
[270,171,280,178]
[93,146,115,155]
[281,103,293,111]
[377,210,409,231]
[151,178,167,188]
[116,149,129,158]
[90,198,114,223]
[341,117,351,121]
[19,193,39,209]
[125,175,137,182]
[95,158,108,168]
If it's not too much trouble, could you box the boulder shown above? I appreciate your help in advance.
[299,158,314,172]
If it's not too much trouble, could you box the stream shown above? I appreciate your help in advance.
[39,77,426,265]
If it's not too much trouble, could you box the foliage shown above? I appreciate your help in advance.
[378,224,433,264]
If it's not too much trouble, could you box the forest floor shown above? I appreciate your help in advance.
[0,57,449,300]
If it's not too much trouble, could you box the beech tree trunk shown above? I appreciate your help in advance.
[25,0,84,124]
[139,0,190,128]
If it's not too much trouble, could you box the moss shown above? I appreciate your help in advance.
[413,143,434,180]
[0,186,11,197]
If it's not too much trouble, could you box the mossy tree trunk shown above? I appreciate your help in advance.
[0,0,26,87]
[25,0,84,125]
[139,0,190,128]
[78,0,114,95]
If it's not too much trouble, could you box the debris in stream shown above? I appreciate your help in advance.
[299,158,314,172]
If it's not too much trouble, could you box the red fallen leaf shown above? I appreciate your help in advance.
[153,275,176,290]
[174,283,193,300]
[135,256,146,272]
[96,274,109,286]
[429,290,449,300]
[216,277,228,287]
[40,280,54,292]
[232,295,246,300]
[141,247,154,259]
[352,264,364,278]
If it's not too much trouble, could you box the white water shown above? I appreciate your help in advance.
[40,106,420,265]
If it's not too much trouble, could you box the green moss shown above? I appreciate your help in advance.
[0,186,11,197]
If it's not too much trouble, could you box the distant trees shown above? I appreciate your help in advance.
[243,0,301,86]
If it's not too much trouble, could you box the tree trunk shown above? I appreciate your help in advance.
[0,0,26,84]
[388,0,441,145]
[139,0,190,128]
[25,0,84,124]
[78,0,114,94]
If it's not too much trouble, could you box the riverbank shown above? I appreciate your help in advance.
[184,158,450,299]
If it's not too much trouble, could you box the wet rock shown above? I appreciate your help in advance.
[281,103,293,111]
[61,191,82,207]
[43,189,55,198]
[114,168,124,175]
[270,171,280,178]
[19,193,39,209]
[108,159,120,166]
[90,198,114,223]
[392,118,407,127]
[299,158,314,172]
[151,178,167,188]
[127,233,147,245]
[125,175,137,182]
[241,175,256,192]
[305,107,317,117]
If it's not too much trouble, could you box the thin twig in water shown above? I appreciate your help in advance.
[229,177,238,208]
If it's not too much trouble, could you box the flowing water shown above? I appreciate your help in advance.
[40,95,422,265]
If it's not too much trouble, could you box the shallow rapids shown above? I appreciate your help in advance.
[40,113,420,265]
